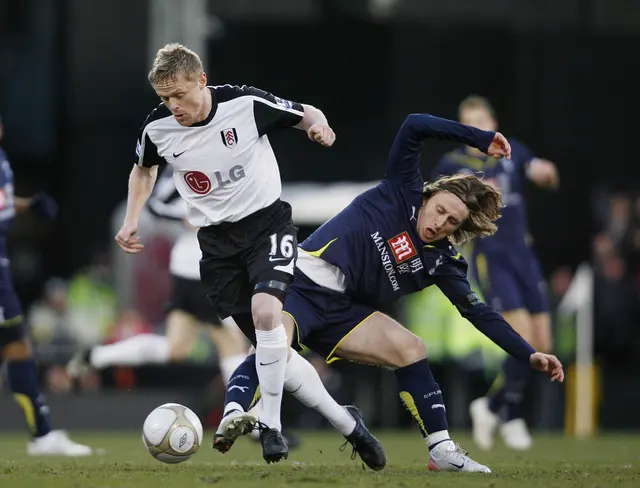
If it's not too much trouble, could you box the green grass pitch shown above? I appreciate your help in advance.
[1,431,638,487]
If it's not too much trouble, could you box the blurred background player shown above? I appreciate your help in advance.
[67,164,249,386]
[0,114,92,456]
[431,95,560,451]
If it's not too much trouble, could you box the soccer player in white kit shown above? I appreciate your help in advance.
[114,43,335,462]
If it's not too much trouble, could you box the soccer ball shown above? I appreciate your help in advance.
[142,403,203,464]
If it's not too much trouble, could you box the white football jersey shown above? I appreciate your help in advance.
[146,165,200,280]
[135,85,305,227]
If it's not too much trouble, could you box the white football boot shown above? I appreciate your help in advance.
[28,430,93,456]
[428,441,491,473]
[500,418,532,450]
[469,397,499,451]
[212,410,258,453]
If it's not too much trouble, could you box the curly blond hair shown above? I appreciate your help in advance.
[423,173,502,244]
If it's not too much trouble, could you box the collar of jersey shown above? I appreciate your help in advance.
[191,87,217,127]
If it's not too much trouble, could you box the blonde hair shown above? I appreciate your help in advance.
[458,94,496,120]
[422,173,502,244]
[148,43,204,86]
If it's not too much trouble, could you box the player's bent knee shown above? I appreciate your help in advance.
[168,342,192,361]
[251,289,285,330]
[1,338,33,361]
[378,330,427,368]
[395,333,428,368]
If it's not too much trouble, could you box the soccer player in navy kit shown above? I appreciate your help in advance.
[432,95,560,451]
[0,115,92,456]
[216,112,564,472]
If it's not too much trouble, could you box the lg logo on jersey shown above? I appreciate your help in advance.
[183,165,246,195]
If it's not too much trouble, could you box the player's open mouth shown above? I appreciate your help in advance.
[425,228,436,239]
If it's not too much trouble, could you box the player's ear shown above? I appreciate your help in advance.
[199,71,207,89]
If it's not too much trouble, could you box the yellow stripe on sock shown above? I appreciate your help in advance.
[488,372,505,395]
[249,386,261,410]
[13,393,37,435]
[399,391,428,437]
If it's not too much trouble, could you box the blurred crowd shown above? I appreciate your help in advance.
[590,190,640,362]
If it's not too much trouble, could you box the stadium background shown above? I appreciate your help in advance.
[1,0,639,439]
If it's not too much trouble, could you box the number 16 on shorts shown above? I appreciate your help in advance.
[268,231,297,272]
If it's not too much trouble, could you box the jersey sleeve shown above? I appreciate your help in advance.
[146,166,186,221]
[135,110,166,168]
[385,114,496,192]
[0,150,11,187]
[434,261,536,362]
[240,86,304,137]
[509,138,536,176]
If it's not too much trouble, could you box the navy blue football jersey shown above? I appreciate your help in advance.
[300,114,535,361]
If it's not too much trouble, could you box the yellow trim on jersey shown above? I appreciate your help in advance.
[399,391,428,436]
[304,238,338,258]
[325,311,379,364]
[14,393,37,435]
[0,315,23,327]
[423,244,461,260]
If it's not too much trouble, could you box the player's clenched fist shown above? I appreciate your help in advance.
[115,222,144,254]
[307,123,336,147]
[486,132,511,160]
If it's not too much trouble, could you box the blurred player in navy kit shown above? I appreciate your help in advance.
[432,95,560,451]
[0,114,92,456]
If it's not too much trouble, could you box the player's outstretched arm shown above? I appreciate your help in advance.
[385,114,509,190]
[14,193,58,220]
[295,104,336,147]
[115,164,158,254]
[436,270,564,382]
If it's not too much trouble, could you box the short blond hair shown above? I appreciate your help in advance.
[458,94,496,120]
[423,173,502,244]
[148,43,204,86]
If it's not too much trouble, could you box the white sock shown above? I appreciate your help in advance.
[219,353,248,386]
[254,325,288,431]
[90,334,170,369]
[427,430,452,449]
[223,401,244,417]
[284,349,356,436]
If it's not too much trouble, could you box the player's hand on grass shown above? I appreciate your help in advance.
[115,222,144,254]
[307,123,336,147]
[486,132,511,160]
[530,352,564,382]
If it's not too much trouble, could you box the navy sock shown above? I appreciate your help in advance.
[224,353,260,413]
[7,359,51,438]
[395,358,449,440]
[488,356,530,420]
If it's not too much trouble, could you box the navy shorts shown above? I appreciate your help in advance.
[0,287,25,348]
[470,244,549,314]
[284,270,377,363]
